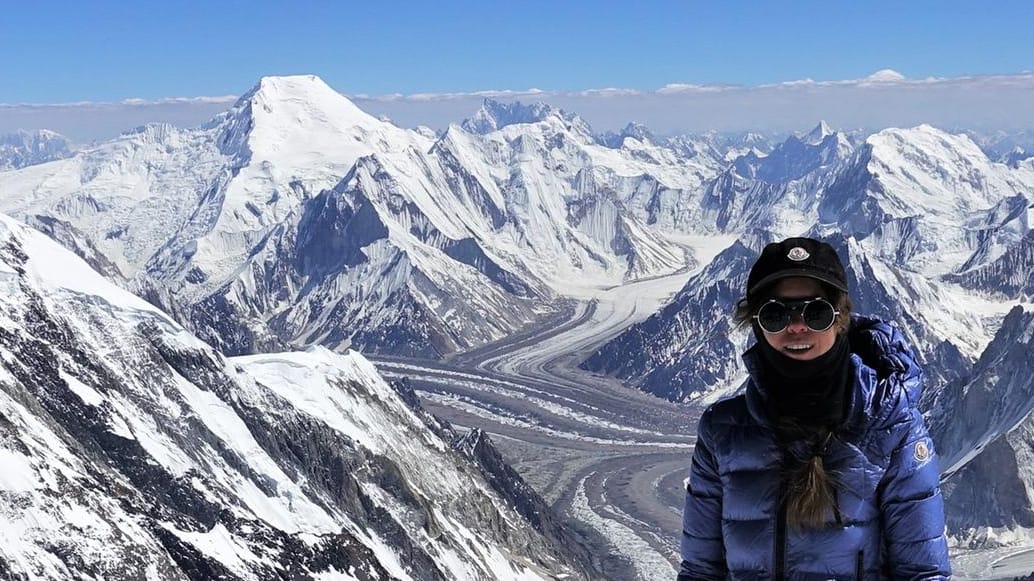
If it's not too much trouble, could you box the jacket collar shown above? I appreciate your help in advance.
[742,346,878,436]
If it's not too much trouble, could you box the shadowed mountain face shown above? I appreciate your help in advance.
[931,307,1034,539]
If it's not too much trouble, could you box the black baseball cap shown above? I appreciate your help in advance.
[746,237,848,297]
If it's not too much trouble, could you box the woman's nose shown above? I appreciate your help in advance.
[785,313,809,333]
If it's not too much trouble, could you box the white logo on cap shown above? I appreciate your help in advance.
[787,247,810,261]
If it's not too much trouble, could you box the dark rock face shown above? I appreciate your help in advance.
[451,429,598,574]
[442,237,534,297]
[232,398,448,581]
[294,182,389,278]
[598,123,657,149]
[941,436,1034,532]
[188,291,267,356]
[816,145,883,237]
[926,307,1034,539]
[928,306,1034,470]
[946,229,1034,298]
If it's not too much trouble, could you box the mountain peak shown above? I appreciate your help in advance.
[260,73,323,86]
[803,120,833,145]
[461,99,564,134]
[215,74,394,163]
[599,122,656,148]
[253,74,333,96]
[240,75,371,121]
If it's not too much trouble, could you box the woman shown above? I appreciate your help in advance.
[678,237,951,579]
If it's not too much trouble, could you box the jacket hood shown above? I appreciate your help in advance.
[847,315,924,406]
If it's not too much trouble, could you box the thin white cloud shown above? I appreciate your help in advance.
[657,83,738,94]
[0,95,239,109]
[392,88,550,102]
[3,72,1033,143]
[576,88,643,97]
[120,95,239,106]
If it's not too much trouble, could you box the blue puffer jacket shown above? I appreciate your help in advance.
[678,316,951,580]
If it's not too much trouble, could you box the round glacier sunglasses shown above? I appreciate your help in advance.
[752,297,840,334]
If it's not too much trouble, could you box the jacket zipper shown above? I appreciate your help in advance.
[832,488,844,526]
[774,496,787,580]
[774,446,790,581]
[856,549,864,580]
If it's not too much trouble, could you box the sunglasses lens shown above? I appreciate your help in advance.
[755,299,837,333]
[756,302,790,333]
[803,300,836,331]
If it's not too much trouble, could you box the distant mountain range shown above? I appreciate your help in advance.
[0,129,73,170]
[3,74,1034,571]
[0,76,728,359]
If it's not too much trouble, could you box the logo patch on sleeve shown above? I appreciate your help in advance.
[914,440,931,462]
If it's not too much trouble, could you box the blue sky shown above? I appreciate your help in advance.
[3,1,1033,141]
[2,0,1032,103]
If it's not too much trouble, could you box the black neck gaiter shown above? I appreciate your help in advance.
[754,332,852,429]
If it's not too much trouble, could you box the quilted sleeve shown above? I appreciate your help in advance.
[879,407,952,580]
[677,407,728,580]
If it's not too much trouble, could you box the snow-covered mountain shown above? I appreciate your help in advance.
[0,76,725,358]
[0,213,597,580]
[0,129,74,170]
[599,122,657,149]
[461,99,573,134]
[965,128,1034,166]
[581,125,865,398]
[690,122,855,234]
[730,121,852,183]
[586,123,1034,403]
[5,74,1034,560]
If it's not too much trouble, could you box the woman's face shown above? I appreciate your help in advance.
[760,277,838,361]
